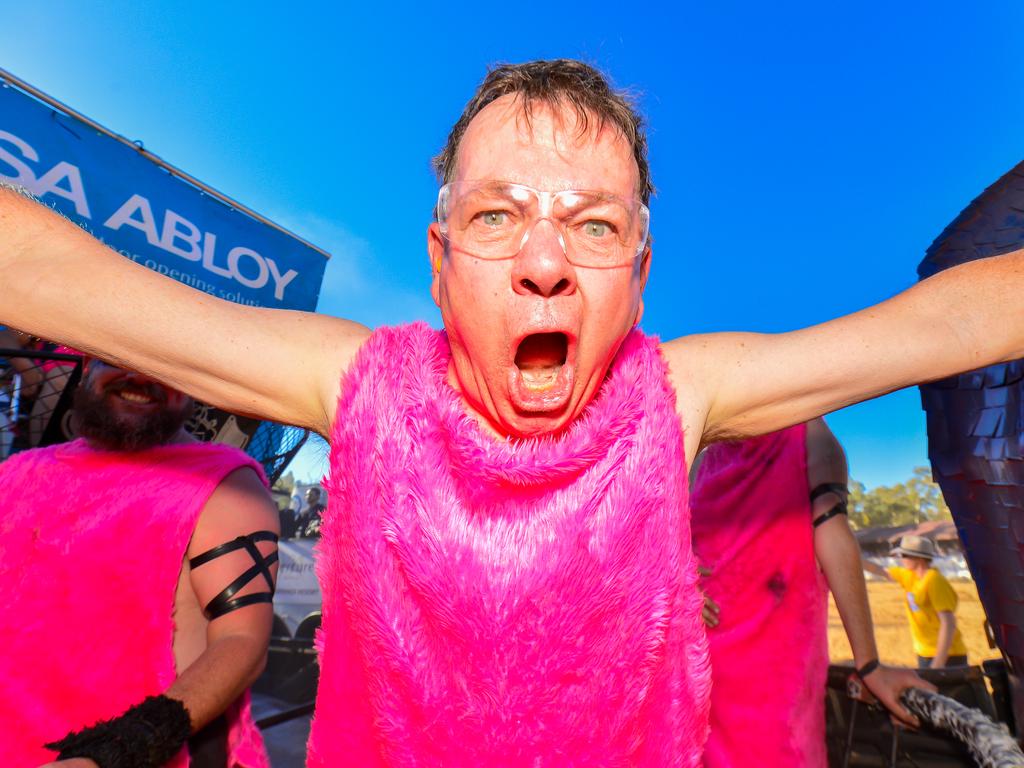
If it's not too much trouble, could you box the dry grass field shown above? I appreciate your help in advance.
[828,580,1000,666]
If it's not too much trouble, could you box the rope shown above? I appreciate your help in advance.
[900,687,1024,768]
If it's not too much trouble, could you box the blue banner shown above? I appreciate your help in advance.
[0,80,327,311]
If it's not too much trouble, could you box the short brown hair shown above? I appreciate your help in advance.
[433,59,653,204]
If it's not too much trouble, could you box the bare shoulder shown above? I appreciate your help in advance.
[248,309,371,437]
[188,466,279,558]
[805,418,848,485]
[306,313,373,436]
[185,466,280,627]
[658,334,722,463]
[659,331,774,447]
[805,417,841,453]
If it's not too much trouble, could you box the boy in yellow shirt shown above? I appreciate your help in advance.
[866,535,968,668]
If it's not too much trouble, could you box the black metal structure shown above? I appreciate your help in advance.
[918,161,1024,734]
[826,662,1018,767]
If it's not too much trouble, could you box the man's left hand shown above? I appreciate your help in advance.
[862,664,936,727]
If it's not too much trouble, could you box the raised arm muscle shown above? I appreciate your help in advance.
[663,249,1024,444]
[0,186,368,434]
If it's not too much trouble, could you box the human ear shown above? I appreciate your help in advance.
[634,245,652,326]
[427,222,444,307]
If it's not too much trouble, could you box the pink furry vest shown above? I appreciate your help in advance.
[309,322,710,767]
[0,439,269,768]
[689,424,829,768]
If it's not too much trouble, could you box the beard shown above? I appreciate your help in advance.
[72,381,193,451]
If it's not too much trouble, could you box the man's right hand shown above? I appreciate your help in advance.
[862,664,936,728]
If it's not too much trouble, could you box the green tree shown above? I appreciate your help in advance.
[906,466,952,522]
[847,467,951,530]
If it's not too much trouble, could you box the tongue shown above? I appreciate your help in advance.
[515,333,567,389]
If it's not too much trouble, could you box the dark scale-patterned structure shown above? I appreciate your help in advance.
[919,160,1024,734]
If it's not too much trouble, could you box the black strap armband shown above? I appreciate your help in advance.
[812,502,848,528]
[189,530,278,620]
[857,658,881,679]
[45,694,191,767]
[810,482,849,528]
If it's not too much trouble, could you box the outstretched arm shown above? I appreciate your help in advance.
[0,187,369,436]
[862,559,894,581]
[40,466,280,767]
[806,419,933,726]
[168,466,281,731]
[662,249,1024,453]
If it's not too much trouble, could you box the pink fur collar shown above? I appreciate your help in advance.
[310,323,710,767]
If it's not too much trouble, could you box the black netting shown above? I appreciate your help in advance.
[0,347,83,458]
[246,420,309,486]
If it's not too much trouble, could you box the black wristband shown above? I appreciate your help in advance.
[857,658,881,679]
[45,694,191,768]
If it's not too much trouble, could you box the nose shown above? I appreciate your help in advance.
[511,219,577,298]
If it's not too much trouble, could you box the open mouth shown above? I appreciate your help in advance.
[514,332,568,391]
[106,381,164,406]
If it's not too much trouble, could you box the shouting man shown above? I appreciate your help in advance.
[2,59,1023,765]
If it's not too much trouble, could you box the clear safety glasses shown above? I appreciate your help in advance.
[437,181,650,268]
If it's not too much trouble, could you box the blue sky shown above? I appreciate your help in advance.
[3,2,1022,488]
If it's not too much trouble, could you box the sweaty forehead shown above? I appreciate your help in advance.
[454,94,639,197]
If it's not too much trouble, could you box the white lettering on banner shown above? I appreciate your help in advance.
[159,209,202,262]
[223,247,300,301]
[202,232,232,278]
[106,199,300,300]
[204,235,298,299]
[0,126,305,302]
[228,247,268,289]
[0,130,35,184]
[0,131,91,217]
[266,257,299,301]
[104,194,160,246]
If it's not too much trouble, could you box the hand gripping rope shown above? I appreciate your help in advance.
[189,531,279,619]
[843,675,1024,768]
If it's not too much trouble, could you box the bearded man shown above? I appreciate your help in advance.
[0,359,278,768]
[2,59,1024,765]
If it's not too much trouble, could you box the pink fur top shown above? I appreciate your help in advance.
[0,439,270,768]
[309,322,710,767]
[689,424,829,768]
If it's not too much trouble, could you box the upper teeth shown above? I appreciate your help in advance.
[119,391,152,403]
